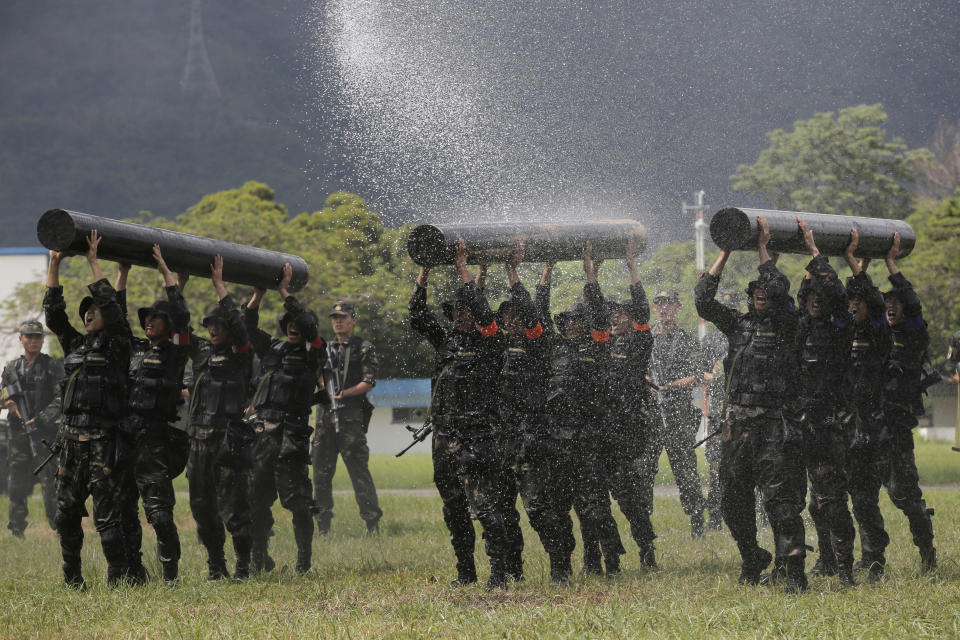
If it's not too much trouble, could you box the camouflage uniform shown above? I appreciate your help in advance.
[642,322,707,536]
[185,295,255,579]
[116,285,192,582]
[312,326,382,533]
[1,348,62,536]
[245,295,326,574]
[696,261,808,592]
[44,278,131,587]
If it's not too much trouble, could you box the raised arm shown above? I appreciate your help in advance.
[408,266,448,349]
[42,251,82,351]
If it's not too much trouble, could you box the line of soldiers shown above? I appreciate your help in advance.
[410,218,941,593]
[2,231,382,588]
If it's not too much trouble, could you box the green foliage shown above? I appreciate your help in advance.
[901,194,960,365]
[732,104,925,219]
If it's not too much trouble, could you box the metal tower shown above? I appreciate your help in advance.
[180,0,221,100]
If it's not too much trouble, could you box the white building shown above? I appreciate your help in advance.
[0,248,49,362]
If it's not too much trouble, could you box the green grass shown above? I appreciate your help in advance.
[1,439,959,639]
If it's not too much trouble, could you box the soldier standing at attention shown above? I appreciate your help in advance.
[115,246,192,584]
[182,256,256,580]
[312,300,383,535]
[643,288,707,538]
[1,320,63,538]
[43,231,132,588]
[695,216,809,594]
[244,264,326,574]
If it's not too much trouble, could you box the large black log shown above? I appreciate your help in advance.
[407,220,648,266]
[709,207,916,259]
[37,209,309,292]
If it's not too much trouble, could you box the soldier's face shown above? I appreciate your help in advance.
[653,300,680,323]
[885,298,904,325]
[752,289,771,312]
[145,314,171,340]
[611,310,630,335]
[84,305,104,332]
[207,320,228,345]
[331,314,357,336]
[564,319,587,340]
[502,308,523,335]
[849,296,868,324]
[806,293,823,319]
[454,306,475,333]
[286,325,304,345]
[19,333,44,355]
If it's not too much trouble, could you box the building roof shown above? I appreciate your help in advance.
[368,378,431,408]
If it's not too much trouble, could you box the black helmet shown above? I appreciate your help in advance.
[137,300,181,331]
[201,305,229,329]
[78,296,97,321]
[441,286,472,321]
[279,308,319,343]
[554,302,588,334]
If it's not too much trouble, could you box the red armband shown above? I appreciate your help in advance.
[172,333,190,346]
[478,321,499,338]
[633,322,650,332]
[310,336,326,350]
[234,341,251,353]
[591,328,610,343]
[524,322,544,340]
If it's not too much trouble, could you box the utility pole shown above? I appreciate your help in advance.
[682,190,707,339]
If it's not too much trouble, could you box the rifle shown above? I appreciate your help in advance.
[689,343,747,450]
[5,366,40,458]
[33,438,61,475]
[325,344,346,432]
[396,421,432,457]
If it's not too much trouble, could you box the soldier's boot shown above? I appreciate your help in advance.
[233,536,252,581]
[206,546,231,581]
[808,554,838,577]
[581,542,603,577]
[316,514,332,537]
[549,553,572,586]
[100,529,129,588]
[836,544,856,586]
[707,510,723,531]
[638,544,658,570]
[63,563,87,590]
[737,546,772,586]
[759,557,787,586]
[160,560,179,584]
[853,552,886,581]
[484,557,508,592]
[365,518,380,536]
[293,512,314,575]
[783,556,809,595]
[690,512,705,539]
[506,550,524,582]
[59,529,86,589]
[451,554,478,587]
[126,552,148,586]
[251,539,276,573]
[154,516,181,585]
[604,553,622,579]
[919,544,937,573]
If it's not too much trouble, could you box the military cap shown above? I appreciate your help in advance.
[652,289,681,304]
[18,320,44,335]
[329,300,356,317]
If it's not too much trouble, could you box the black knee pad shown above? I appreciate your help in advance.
[99,524,124,545]
[147,510,175,528]
[767,501,796,524]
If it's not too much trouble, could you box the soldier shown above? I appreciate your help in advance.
[837,231,891,580]
[643,288,707,538]
[244,263,326,574]
[115,246,192,584]
[43,231,131,588]
[695,216,809,594]
[793,219,857,585]
[312,300,383,535]
[872,233,936,572]
[700,290,740,532]
[947,331,960,385]
[599,239,658,568]
[1,320,63,538]
[182,255,256,580]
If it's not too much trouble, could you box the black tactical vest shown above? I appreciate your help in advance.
[797,318,849,404]
[254,342,317,419]
[726,313,796,409]
[844,323,887,405]
[884,320,927,411]
[127,342,184,422]
[192,343,250,426]
[499,334,547,421]
[62,333,127,421]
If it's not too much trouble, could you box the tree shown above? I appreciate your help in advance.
[732,104,925,219]
[912,118,960,203]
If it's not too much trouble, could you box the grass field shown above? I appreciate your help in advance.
[1,437,959,639]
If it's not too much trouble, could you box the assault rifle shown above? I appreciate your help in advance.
[5,370,40,457]
[33,438,61,475]
[396,420,432,457]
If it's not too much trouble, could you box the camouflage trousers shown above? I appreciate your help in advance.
[55,435,127,575]
[720,405,806,562]
[639,400,705,519]
[118,427,181,568]
[492,433,525,574]
[186,424,252,557]
[311,413,382,528]
[454,427,521,574]
[249,422,316,558]
[705,417,723,524]
[432,431,476,576]
[802,407,856,568]
[6,428,56,535]
[846,417,934,559]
